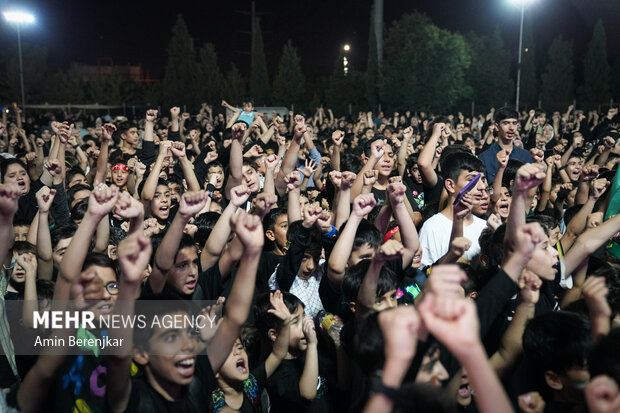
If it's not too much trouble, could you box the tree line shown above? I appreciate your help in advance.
[0,12,617,114]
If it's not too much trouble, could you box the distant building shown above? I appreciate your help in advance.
[74,61,157,84]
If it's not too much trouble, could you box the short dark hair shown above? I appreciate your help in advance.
[523,311,591,375]
[66,167,86,187]
[134,294,193,349]
[193,212,221,247]
[363,136,392,157]
[51,223,78,249]
[71,198,89,222]
[441,152,485,183]
[342,259,397,303]
[11,241,36,256]
[82,252,118,279]
[588,327,620,385]
[0,158,27,182]
[253,292,303,340]
[67,183,92,205]
[494,107,519,123]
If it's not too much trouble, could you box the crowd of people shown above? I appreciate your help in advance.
[0,99,618,413]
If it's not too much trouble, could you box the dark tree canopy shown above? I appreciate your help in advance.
[163,15,200,110]
[380,12,472,112]
[272,40,306,108]
[249,18,271,105]
[540,35,575,111]
[580,19,611,106]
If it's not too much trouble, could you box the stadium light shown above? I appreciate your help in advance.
[509,0,536,110]
[3,10,35,115]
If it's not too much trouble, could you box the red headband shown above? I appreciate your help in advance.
[111,163,129,172]
[382,226,400,244]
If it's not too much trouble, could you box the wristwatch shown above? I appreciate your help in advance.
[370,376,402,404]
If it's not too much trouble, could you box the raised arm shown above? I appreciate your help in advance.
[417,123,444,187]
[34,187,56,280]
[94,123,115,185]
[263,154,278,196]
[141,140,171,201]
[224,122,246,197]
[150,191,208,294]
[264,291,292,377]
[55,184,119,301]
[350,139,385,199]
[200,185,249,270]
[387,180,420,268]
[327,193,376,285]
[330,130,344,172]
[107,231,152,413]
[397,127,413,177]
[169,141,201,192]
[275,115,305,195]
[207,211,263,372]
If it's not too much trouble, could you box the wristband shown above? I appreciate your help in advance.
[382,226,400,244]
[370,376,402,404]
[324,225,338,238]
[206,183,216,193]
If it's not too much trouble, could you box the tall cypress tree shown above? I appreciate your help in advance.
[366,7,379,109]
[225,63,246,104]
[198,43,225,105]
[466,28,514,108]
[519,19,537,108]
[163,15,199,109]
[540,35,574,111]
[272,40,306,107]
[249,18,271,105]
[581,19,610,106]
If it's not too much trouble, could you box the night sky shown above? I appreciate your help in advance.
[1,0,619,80]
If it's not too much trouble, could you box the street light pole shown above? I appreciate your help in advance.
[3,11,35,117]
[16,23,27,117]
[515,2,525,111]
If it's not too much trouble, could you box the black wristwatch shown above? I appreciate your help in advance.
[370,376,402,404]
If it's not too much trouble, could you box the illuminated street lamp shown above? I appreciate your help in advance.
[509,0,536,110]
[3,10,35,115]
[343,44,350,76]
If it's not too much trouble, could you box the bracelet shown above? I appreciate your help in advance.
[370,376,402,404]
[324,225,338,238]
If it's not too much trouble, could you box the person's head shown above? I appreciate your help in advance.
[531,214,561,246]
[493,187,512,219]
[118,122,139,148]
[51,224,78,269]
[494,107,520,144]
[407,156,422,184]
[166,234,199,296]
[81,252,118,318]
[523,311,591,402]
[364,137,395,178]
[342,218,382,267]
[565,151,584,182]
[254,292,307,352]
[588,327,620,386]
[241,160,260,193]
[441,152,486,200]
[67,183,92,209]
[1,158,30,195]
[66,168,87,188]
[111,163,130,188]
[216,337,250,383]
[150,179,171,221]
[71,198,89,224]
[242,100,254,112]
[10,241,36,285]
[12,219,29,242]
[523,218,559,280]
[192,212,220,248]
[167,176,184,205]
[264,208,288,253]
[133,297,199,392]
[207,162,224,189]
[342,259,398,313]
[394,383,458,413]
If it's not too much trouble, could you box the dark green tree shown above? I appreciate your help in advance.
[380,12,471,112]
[466,28,514,108]
[249,18,271,105]
[580,19,610,106]
[163,15,199,109]
[225,63,246,104]
[272,40,306,107]
[540,35,574,111]
[612,55,620,100]
[325,64,366,115]
[198,43,225,105]
[46,64,86,103]
[519,19,537,109]
[88,70,125,105]
[366,7,379,109]
[0,44,49,103]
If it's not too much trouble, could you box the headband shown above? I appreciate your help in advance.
[382,225,400,244]
[111,163,129,172]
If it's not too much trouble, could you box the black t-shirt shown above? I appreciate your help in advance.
[266,358,330,413]
[207,363,268,412]
[370,186,420,212]
[256,251,285,294]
